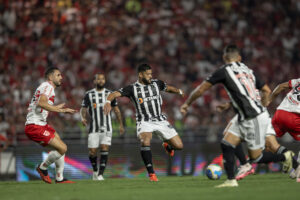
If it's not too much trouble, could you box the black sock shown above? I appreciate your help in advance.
[221,140,236,180]
[235,144,247,165]
[89,155,98,172]
[99,151,109,175]
[38,165,48,176]
[252,151,285,164]
[166,144,173,152]
[140,146,154,174]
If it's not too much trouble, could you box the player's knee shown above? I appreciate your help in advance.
[59,144,67,155]
[89,149,97,156]
[174,142,183,150]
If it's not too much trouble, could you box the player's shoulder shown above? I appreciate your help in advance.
[151,79,164,84]
[104,88,114,93]
[85,88,95,95]
[37,81,53,89]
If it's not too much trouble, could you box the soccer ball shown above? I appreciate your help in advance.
[205,164,222,180]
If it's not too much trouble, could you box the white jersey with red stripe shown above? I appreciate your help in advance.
[277,78,300,114]
[25,81,55,126]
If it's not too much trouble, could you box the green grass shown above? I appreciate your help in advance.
[0,174,298,200]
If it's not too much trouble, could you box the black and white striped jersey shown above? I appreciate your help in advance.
[206,62,265,121]
[81,88,117,133]
[118,79,168,122]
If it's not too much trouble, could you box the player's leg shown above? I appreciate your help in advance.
[156,120,183,156]
[37,132,67,183]
[222,121,253,180]
[235,143,255,181]
[163,135,183,157]
[98,136,111,180]
[265,135,296,173]
[216,132,240,188]
[88,133,100,180]
[139,132,157,181]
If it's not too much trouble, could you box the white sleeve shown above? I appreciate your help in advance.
[289,79,300,89]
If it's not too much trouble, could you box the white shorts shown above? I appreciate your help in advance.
[88,132,112,148]
[225,111,275,150]
[137,120,178,140]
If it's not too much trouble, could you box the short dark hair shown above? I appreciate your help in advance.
[137,63,151,73]
[223,44,239,54]
[45,67,59,79]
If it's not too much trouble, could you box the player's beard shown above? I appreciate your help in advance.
[142,78,151,85]
[96,84,105,90]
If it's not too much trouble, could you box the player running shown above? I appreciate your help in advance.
[80,73,125,181]
[180,44,294,187]
[268,78,300,181]
[25,67,77,184]
[103,64,184,182]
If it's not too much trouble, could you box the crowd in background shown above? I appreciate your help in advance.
[0,0,299,146]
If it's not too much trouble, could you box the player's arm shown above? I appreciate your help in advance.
[180,81,212,116]
[269,82,290,104]
[38,94,76,113]
[260,84,272,107]
[165,85,184,97]
[104,91,122,115]
[80,107,88,126]
[113,106,125,136]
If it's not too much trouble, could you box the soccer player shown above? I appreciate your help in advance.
[217,101,296,179]
[268,78,300,181]
[103,64,184,181]
[180,44,294,187]
[25,67,77,184]
[80,74,125,181]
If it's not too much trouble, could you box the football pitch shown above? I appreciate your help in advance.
[0,174,298,200]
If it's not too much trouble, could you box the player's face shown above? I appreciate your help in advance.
[94,74,106,88]
[51,70,62,87]
[140,70,152,85]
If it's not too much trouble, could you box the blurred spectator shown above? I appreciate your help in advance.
[0,0,299,143]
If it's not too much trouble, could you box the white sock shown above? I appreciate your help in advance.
[55,154,65,181]
[40,151,63,170]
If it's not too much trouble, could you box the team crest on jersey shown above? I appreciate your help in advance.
[43,130,50,136]
[294,83,300,93]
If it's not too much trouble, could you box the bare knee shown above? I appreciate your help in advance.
[89,148,97,157]
[173,141,183,150]
[139,133,152,146]
[58,143,67,155]
[140,138,151,146]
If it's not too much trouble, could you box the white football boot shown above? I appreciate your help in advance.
[97,175,105,181]
[235,163,255,180]
[215,179,238,188]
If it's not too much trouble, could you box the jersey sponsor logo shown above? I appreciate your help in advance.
[138,96,159,104]
[43,130,50,137]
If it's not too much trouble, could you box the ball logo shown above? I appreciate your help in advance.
[138,98,143,104]
[93,103,97,108]
[43,130,50,136]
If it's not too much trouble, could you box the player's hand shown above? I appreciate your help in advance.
[56,103,65,109]
[82,118,88,126]
[104,102,112,115]
[180,103,189,116]
[179,89,185,98]
[119,125,125,136]
[63,108,77,114]
[216,102,231,113]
